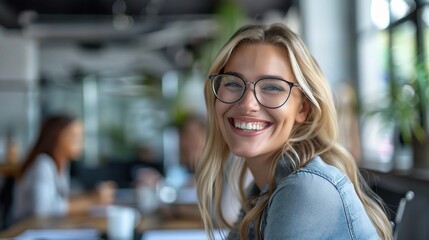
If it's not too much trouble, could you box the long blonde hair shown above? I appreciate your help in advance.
[195,23,392,240]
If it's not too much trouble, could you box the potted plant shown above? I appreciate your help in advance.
[371,59,429,169]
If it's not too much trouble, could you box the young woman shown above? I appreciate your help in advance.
[13,115,113,221]
[196,24,392,239]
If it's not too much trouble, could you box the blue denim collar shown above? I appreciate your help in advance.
[259,154,296,195]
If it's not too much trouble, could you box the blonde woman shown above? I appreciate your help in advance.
[196,24,392,240]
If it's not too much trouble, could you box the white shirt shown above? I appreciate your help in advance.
[13,154,69,221]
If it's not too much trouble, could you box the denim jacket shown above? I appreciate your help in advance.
[227,156,380,240]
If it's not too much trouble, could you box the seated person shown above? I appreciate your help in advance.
[13,114,114,221]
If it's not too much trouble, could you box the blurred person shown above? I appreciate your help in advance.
[160,114,206,189]
[13,115,115,222]
[196,24,392,239]
[179,114,206,172]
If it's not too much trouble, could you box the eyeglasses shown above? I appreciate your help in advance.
[210,74,300,109]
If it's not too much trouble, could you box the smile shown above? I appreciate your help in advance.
[228,118,271,131]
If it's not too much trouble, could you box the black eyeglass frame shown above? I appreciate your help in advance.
[210,74,300,109]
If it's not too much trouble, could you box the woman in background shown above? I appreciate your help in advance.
[196,24,392,239]
[13,115,113,221]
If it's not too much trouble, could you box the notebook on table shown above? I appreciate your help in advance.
[15,229,100,240]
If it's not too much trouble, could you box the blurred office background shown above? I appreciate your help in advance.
[0,0,428,239]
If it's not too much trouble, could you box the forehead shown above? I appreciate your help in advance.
[64,121,82,133]
[224,43,294,80]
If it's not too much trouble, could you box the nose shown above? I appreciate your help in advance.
[237,83,260,111]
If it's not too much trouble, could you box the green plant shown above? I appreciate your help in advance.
[371,60,429,143]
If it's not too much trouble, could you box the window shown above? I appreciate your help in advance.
[357,0,428,168]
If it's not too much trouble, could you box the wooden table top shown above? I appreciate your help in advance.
[0,206,204,238]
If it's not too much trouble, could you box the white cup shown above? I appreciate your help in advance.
[107,206,140,240]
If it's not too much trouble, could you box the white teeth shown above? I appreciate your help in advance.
[234,120,267,131]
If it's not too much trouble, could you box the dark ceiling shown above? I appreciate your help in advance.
[0,0,296,77]
[0,0,294,29]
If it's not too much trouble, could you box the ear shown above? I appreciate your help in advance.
[295,98,310,123]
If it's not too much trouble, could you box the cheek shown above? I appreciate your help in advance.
[66,137,83,156]
[57,137,69,152]
[69,142,83,158]
[270,105,299,139]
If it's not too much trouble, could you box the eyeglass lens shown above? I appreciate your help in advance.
[212,75,293,108]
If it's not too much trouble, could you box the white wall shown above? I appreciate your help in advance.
[0,31,39,161]
[0,31,38,81]
[301,0,354,85]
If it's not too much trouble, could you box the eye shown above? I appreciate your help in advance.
[261,84,285,92]
[224,82,242,88]
[222,77,244,90]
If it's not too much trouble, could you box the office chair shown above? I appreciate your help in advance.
[0,177,15,230]
[372,184,414,240]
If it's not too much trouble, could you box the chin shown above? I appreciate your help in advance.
[229,147,261,159]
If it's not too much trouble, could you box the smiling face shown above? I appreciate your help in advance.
[215,43,309,163]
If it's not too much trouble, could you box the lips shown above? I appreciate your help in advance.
[228,118,272,131]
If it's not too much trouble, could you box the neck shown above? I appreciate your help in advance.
[52,151,67,173]
[245,153,275,190]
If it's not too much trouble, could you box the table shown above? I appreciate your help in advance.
[0,205,204,238]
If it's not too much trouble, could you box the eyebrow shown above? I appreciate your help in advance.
[223,71,287,81]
